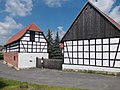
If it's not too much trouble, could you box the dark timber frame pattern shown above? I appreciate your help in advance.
[63,38,120,68]
[61,1,120,68]
[5,30,48,53]
[113,38,120,67]
[65,42,71,64]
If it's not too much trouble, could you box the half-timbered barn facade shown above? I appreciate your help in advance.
[61,2,120,72]
[4,23,48,69]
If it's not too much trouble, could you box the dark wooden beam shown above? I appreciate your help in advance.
[77,40,79,64]
[109,38,110,67]
[95,39,96,66]
[89,40,90,65]
[83,40,84,65]
[113,38,120,67]
[72,41,73,64]
[101,39,103,66]
[65,42,71,64]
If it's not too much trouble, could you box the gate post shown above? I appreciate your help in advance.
[36,57,38,68]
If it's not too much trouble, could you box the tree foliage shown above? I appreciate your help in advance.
[0,45,3,60]
[46,29,53,45]
[52,31,63,59]
[46,29,54,59]
[46,30,63,59]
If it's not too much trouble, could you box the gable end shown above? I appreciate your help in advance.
[61,2,120,42]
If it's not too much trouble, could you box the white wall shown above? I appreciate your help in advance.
[63,38,120,68]
[18,53,48,69]
[62,64,120,73]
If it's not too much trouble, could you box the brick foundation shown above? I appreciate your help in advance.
[4,52,18,68]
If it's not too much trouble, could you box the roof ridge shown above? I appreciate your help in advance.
[88,1,120,30]
[28,23,33,30]
[4,23,42,46]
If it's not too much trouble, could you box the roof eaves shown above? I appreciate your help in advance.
[88,1,120,30]
[4,23,43,46]
[4,25,30,46]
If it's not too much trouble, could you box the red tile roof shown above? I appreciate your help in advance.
[102,12,120,29]
[4,23,42,46]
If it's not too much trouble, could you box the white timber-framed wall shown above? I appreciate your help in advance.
[4,23,48,69]
[63,38,120,72]
[61,2,120,72]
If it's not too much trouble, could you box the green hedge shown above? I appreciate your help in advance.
[0,53,3,60]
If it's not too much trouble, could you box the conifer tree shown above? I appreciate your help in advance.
[52,31,62,59]
[54,31,60,47]
[46,29,54,59]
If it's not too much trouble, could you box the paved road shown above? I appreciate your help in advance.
[0,61,120,90]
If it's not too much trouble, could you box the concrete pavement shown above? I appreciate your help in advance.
[0,60,120,90]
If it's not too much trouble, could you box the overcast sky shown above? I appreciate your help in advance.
[0,0,120,45]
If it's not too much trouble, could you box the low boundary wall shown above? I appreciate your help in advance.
[36,58,63,70]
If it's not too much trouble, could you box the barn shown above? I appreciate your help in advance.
[4,23,48,70]
[60,1,120,72]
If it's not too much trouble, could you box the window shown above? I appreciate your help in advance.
[14,56,15,61]
[30,31,35,42]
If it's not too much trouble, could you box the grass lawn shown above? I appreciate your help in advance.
[0,77,86,90]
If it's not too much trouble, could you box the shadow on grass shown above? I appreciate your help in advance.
[0,81,7,89]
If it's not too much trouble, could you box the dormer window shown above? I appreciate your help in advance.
[30,31,35,42]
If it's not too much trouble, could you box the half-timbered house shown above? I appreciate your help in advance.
[4,23,48,69]
[60,1,120,72]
